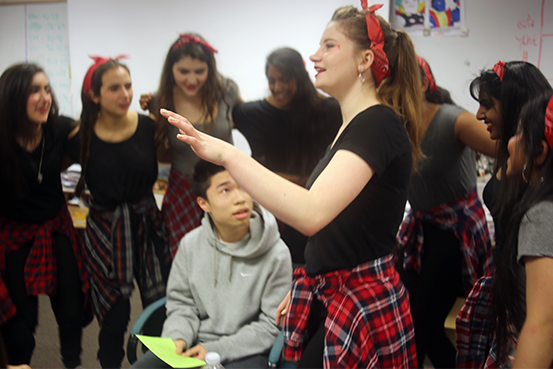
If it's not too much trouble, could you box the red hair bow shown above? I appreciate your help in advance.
[360,1,390,87]
[417,56,439,93]
[545,95,553,149]
[83,54,128,101]
[172,34,218,54]
[493,60,505,81]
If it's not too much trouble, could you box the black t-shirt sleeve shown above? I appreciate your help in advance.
[232,103,246,130]
[337,107,405,176]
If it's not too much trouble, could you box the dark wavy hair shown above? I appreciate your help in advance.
[417,57,455,105]
[153,33,232,144]
[470,61,552,174]
[0,62,59,201]
[75,60,130,197]
[470,62,552,230]
[492,91,553,363]
[265,47,341,176]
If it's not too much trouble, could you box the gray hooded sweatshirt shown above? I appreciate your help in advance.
[162,203,292,363]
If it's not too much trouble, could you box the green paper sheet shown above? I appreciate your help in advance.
[136,335,205,368]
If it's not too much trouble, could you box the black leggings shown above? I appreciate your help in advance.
[0,233,83,368]
[397,223,463,369]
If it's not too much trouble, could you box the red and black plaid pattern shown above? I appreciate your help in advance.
[83,195,170,323]
[397,188,493,294]
[0,205,90,325]
[162,167,203,255]
[283,254,417,369]
[456,275,494,369]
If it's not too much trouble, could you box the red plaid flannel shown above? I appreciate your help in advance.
[83,195,170,323]
[456,275,494,368]
[162,167,203,254]
[457,276,553,369]
[0,204,90,325]
[282,254,417,369]
[397,188,493,294]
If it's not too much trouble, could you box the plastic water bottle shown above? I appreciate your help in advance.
[205,352,225,369]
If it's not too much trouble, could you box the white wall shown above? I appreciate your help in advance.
[2,0,550,120]
[411,0,552,113]
[65,0,389,119]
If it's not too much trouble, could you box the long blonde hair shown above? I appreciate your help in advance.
[331,6,424,169]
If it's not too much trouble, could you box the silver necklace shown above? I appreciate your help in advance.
[37,133,45,184]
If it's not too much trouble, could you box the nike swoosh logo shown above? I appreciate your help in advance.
[240,272,254,277]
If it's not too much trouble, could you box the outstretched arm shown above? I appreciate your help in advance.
[161,109,373,236]
[454,111,496,158]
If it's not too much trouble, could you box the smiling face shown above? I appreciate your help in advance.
[172,56,209,98]
[266,65,297,109]
[476,92,503,140]
[93,66,132,117]
[198,170,254,235]
[26,72,52,125]
[309,21,359,98]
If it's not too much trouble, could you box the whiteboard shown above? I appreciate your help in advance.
[0,2,72,114]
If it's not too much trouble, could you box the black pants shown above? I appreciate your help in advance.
[0,233,83,368]
[98,296,131,369]
[397,223,463,369]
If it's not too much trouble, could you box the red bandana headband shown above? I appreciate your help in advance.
[83,55,128,101]
[360,1,390,87]
[493,60,505,81]
[172,34,218,54]
[417,56,439,93]
[545,95,553,149]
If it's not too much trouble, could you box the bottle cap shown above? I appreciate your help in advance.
[205,352,221,365]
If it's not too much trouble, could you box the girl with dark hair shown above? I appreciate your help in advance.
[76,57,171,368]
[396,57,495,368]
[458,92,553,368]
[232,47,341,264]
[161,2,424,367]
[469,61,552,241]
[140,34,242,252]
[233,47,341,186]
[0,63,89,368]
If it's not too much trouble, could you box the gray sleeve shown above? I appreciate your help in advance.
[517,201,553,263]
[162,237,200,347]
[224,78,239,106]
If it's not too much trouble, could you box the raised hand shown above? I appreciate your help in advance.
[161,108,233,166]
[139,92,153,111]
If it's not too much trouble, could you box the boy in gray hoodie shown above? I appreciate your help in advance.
[132,160,292,368]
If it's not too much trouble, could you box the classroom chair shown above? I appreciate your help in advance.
[126,297,296,368]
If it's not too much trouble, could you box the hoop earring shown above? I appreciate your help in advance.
[359,73,365,84]
[522,162,529,184]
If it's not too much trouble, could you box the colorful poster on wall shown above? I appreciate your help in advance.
[393,0,466,37]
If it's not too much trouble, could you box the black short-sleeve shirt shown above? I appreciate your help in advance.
[1,116,78,223]
[84,114,158,208]
[232,98,341,176]
[304,105,412,275]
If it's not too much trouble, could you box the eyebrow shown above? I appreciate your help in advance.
[216,181,232,189]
